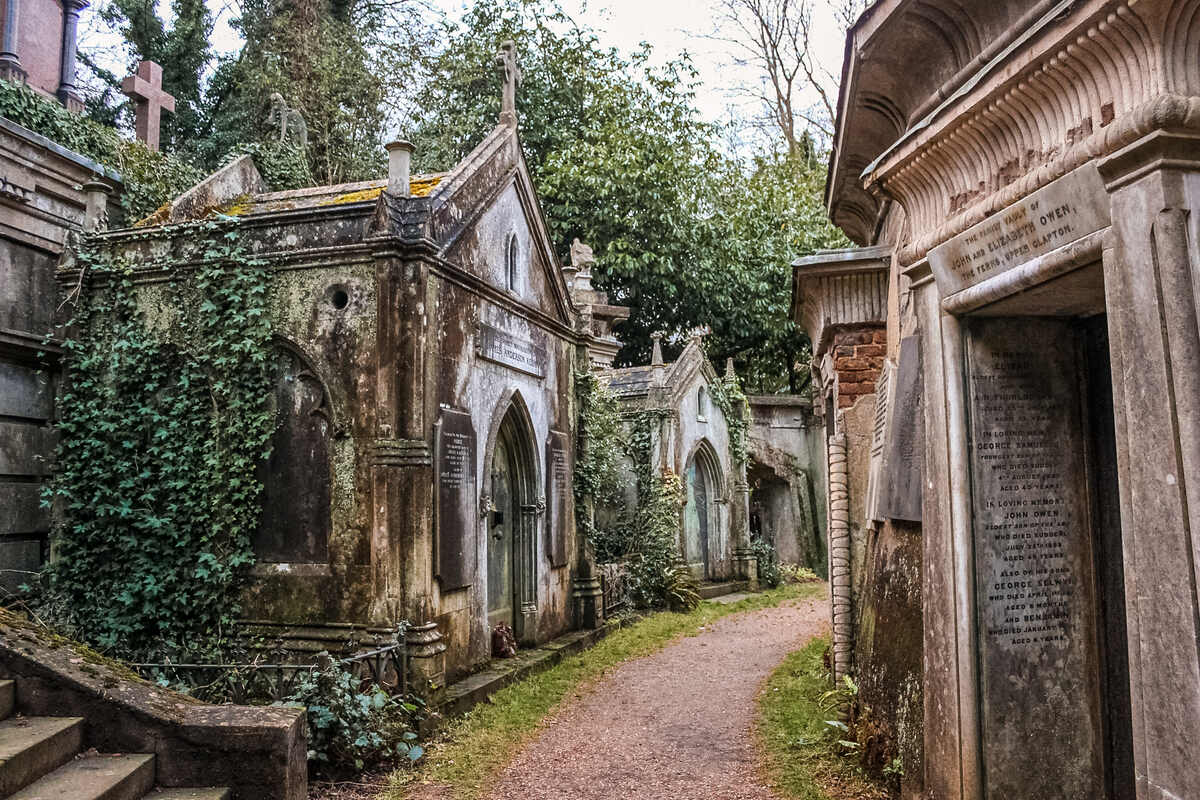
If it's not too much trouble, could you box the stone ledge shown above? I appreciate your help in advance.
[0,609,306,800]
[437,618,633,721]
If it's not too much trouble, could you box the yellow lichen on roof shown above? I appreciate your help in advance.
[320,186,385,206]
[217,194,252,217]
[410,175,441,197]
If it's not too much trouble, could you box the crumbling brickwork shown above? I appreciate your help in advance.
[832,326,887,407]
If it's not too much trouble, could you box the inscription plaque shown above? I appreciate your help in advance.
[435,409,477,591]
[882,336,922,522]
[545,431,571,568]
[967,318,1104,799]
[929,164,1109,296]
[865,360,896,523]
[477,323,546,378]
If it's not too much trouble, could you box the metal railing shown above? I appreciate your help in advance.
[599,561,631,616]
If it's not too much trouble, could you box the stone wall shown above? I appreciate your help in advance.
[831,326,886,408]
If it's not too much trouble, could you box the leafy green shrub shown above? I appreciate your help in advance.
[753,537,782,589]
[225,140,314,192]
[285,655,424,772]
[626,471,698,611]
[40,219,272,659]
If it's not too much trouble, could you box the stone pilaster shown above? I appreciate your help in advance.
[404,621,447,700]
[1098,130,1200,800]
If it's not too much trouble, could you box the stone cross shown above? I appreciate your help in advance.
[121,61,175,151]
[494,41,522,120]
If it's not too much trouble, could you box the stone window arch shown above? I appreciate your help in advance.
[254,342,332,563]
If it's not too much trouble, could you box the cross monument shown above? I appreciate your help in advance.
[494,41,522,123]
[121,61,175,152]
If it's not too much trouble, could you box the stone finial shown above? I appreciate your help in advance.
[81,179,112,232]
[267,92,308,148]
[724,357,736,381]
[385,140,414,196]
[121,61,175,151]
[495,41,522,123]
[570,238,596,292]
[689,325,711,344]
[650,332,664,366]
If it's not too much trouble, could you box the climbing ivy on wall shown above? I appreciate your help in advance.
[41,218,273,659]
[709,373,749,468]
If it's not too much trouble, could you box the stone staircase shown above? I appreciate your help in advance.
[0,680,228,800]
[697,580,751,600]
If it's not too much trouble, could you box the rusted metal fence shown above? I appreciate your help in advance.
[599,561,631,616]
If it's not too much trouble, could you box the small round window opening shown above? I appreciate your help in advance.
[505,233,519,292]
[329,287,350,310]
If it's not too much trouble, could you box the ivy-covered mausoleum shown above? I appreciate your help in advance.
[60,82,628,685]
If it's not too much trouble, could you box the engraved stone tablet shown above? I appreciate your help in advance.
[477,323,546,378]
[967,318,1104,800]
[545,431,571,568]
[436,408,477,590]
[883,336,922,522]
[929,164,1109,296]
[865,359,896,523]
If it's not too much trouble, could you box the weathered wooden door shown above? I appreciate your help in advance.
[488,436,516,628]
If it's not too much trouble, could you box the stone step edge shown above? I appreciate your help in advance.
[698,581,750,600]
[8,752,154,800]
[435,615,636,724]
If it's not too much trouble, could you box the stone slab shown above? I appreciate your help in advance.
[0,362,53,420]
[882,336,923,522]
[435,409,477,591]
[545,430,570,568]
[929,164,1109,296]
[966,317,1104,800]
[865,359,896,522]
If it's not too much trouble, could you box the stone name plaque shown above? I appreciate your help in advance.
[435,409,477,591]
[545,431,571,568]
[882,336,922,522]
[929,164,1109,297]
[967,318,1103,800]
[477,323,546,378]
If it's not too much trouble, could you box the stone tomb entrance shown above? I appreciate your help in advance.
[683,440,723,580]
[964,310,1132,799]
[485,399,538,640]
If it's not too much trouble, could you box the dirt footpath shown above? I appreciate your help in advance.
[483,591,830,800]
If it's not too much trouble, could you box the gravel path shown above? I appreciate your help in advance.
[483,590,830,800]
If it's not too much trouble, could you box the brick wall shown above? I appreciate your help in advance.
[831,325,887,407]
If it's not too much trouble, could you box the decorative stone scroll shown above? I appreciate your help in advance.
[967,318,1104,800]
[435,409,477,591]
[477,323,546,378]
[864,359,896,523]
[545,431,571,568]
[929,164,1110,297]
[882,336,922,522]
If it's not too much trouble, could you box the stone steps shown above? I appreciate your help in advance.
[0,716,84,795]
[0,681,230,800]
[8,753,154,800]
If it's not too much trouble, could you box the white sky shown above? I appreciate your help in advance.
[79,0,849,145]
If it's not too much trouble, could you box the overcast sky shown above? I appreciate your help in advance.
[79,0,849,145]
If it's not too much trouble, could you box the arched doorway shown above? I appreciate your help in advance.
[683,440,722,580]
[486,402,537,638]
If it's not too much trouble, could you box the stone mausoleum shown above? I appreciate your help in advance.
[799,0,1200,797]
[66,65,620,686]
[601,334,757,586]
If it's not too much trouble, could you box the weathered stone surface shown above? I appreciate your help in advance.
[882,336,922,522]
[545,430,570,568]
[967,318,1103,800]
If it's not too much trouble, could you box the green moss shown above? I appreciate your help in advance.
[385,582,823,800]
[756,636,889,800]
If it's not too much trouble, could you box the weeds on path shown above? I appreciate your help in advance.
[386,582,824,800]
[756,636,889,800]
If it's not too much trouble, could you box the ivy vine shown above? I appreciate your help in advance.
[709,371,749,468]
[40,218,273,660]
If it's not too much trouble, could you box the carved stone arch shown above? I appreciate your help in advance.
[683,437,725,580]
[480,388,542,640]
[254,339,333,564]
[685,437,726,500]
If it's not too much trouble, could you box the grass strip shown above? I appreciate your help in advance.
[756,635,888,800]
[386,581,824,800]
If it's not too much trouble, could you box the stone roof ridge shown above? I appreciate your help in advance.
[425,123,513,205]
